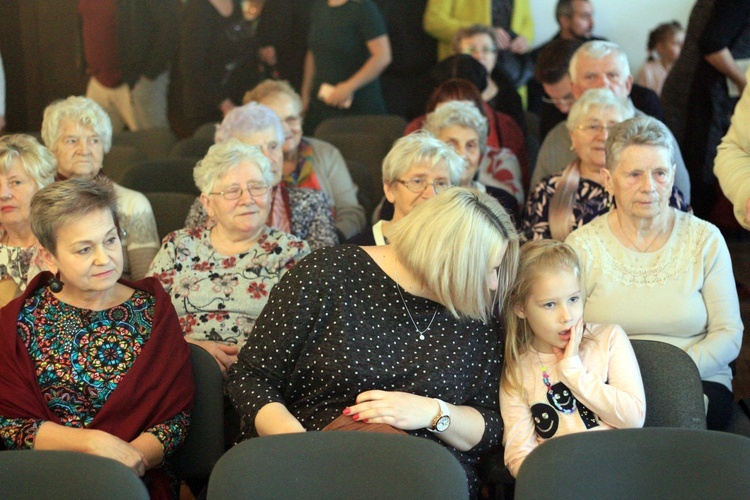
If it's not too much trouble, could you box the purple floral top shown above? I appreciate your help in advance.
[148,226,310,346]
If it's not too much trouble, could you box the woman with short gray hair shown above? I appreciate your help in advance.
[149,139,310,375]
[566,116,742,430]
[522,89,688,241]
[39,96,160,281]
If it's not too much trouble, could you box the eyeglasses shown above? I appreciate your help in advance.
[462,46,497,56]
[577,123,617,134]
[209,184,269,200]
[542,94,575,107]
[396,178,452,194]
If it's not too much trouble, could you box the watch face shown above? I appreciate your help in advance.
[435,415,450,432]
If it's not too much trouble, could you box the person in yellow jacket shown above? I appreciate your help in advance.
[423,0,534,62]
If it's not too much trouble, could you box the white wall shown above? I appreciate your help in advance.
[528,0,695,76]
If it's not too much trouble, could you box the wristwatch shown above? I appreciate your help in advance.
[427,398,451,433]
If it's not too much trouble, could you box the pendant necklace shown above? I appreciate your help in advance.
[393,258,438,340]
[536,350,577,414]
[616,211,665,253]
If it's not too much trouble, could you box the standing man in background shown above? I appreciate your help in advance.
[78,0,180,131]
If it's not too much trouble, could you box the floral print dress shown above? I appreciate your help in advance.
[148,226,310,347]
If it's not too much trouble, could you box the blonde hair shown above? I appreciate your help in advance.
[502,240,583,392]
[388,188,519,323]
[243,79,302,111]
[0,134,57,189]
[549,89,634,241]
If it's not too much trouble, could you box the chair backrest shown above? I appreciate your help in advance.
[0,450,149,499]
[119,158,200,196]
[314,132,393,188]
[104,145,147,184]
[192,122,219,140]
[345,160,377,222]
[144,192,198,240]
[630,340,706,429]
[170,137,214,159]
[168,343,225,481]
[207,432,469,500]
[314,115,407,140]
[514,428,750,499]
[112,128,177,161]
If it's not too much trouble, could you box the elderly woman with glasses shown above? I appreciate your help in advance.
[150,140,310,375]
[0,135,56,302]
[346,132,463,246]
[184,102,338,250]
[522,89,689,241]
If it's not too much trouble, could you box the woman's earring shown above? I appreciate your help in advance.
[48,272,64,293]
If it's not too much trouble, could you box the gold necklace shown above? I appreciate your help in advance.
[615,211,668,253]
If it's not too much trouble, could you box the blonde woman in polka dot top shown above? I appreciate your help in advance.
[228,187,519,495]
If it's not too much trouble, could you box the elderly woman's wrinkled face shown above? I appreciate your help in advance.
[437,125,481,186]
[202,161,271,238]
[232,128,283,183]
[570,106,624,171]
[604,144,674,221]
[261,93,303,156]
[459,33,497,74]
[0,160,40,230]
[384,160,451,223]
[54,118,104,180]
[43,208,123,296]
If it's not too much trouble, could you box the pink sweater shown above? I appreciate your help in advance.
[500,323,645,477]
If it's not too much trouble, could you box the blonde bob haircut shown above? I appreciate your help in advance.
[502,239,583,392]
[0,134,57,189]
[381,131,464,186]
[548,89,634,241]
[243,79,303,112]
[193,138,275,195]
[41,96,113,153]
[388,187,519,324]
[423,100,489,153]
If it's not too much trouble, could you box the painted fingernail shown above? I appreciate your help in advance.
[352,413,359,421]
[362,419,369,423]
[343,408,351,415]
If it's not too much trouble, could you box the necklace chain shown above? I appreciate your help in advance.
[615,211,667,253]
[393,258,437,340]
[536,351,577,414]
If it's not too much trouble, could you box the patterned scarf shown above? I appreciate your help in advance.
[283,139,322,190]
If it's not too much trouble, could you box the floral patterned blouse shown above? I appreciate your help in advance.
[148,226,310,346]
[0,287,190,452]
[522,173,690,241]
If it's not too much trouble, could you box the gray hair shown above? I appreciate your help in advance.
[381,131,464,186]
[569,40,631,84]
[605,115,676,172]
[30,177,119,255]
[214,102,284,144]
[193,138,275,194]
[423,100,489,153]
[566,88,635,131]
[0,134,57,189]
[41,96,113,153]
